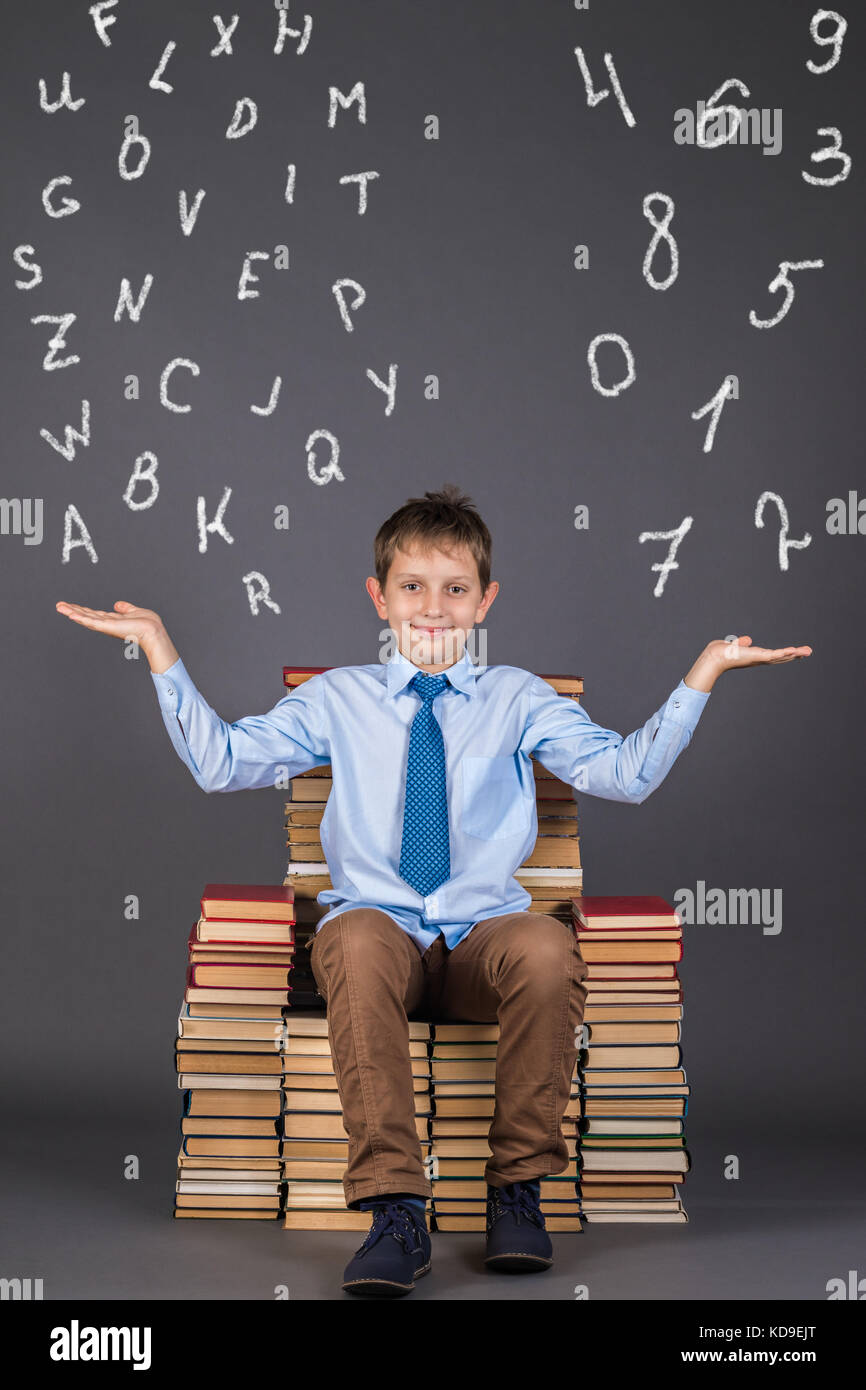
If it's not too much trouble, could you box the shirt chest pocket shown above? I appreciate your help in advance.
[460,754,533,840]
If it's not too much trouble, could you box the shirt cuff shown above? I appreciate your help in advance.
[662,677,711,732]
[150,656,192,712]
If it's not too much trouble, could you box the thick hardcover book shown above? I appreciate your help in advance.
[282,666,583,698]
[200,884,295,922]
[572,896,680,930]
[186,963,297,989]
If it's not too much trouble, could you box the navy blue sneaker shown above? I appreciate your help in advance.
[342,1201,432,1297]
[485,1179,553,1272]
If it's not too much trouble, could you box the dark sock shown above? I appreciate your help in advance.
[359,1191,427,1221]
[489,1178,541,1196]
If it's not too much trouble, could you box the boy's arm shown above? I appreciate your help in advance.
[54,600,331,793]
[518,675,709,805]
[151,657,330,794]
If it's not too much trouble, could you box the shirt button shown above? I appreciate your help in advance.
[673,700,680,709]
[166,685,175,698]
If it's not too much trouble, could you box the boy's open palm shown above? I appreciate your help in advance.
[712,635,812,669]
[56,600,161,642]
[55,600,179,672]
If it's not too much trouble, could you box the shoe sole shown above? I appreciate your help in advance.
[343,1259,432,1297]
[484,1252,554,1272]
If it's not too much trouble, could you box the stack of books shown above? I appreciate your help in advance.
[280,666,584,912]
[427,1021,584,1231]
[173,666,694,1233]
[521,750,582,922]
[281,1015,434,1232]
[572,895,691,1224]
[173,883,321,1221]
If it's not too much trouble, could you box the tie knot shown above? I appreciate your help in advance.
[410,671,449,702]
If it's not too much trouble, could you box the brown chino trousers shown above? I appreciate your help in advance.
[306,907,589,1209]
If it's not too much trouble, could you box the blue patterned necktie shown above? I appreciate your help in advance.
[398,671,451,897]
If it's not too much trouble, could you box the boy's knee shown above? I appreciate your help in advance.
[312,907,412,976]
[500,914,578,981]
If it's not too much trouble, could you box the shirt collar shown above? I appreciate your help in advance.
[383,643,480,699]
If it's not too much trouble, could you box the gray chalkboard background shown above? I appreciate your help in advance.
[1,0,863,1300]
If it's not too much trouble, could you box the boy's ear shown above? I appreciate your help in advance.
[365,575,389,619]
[475,580,499,622]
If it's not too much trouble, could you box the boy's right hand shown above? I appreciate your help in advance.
[55,600,180,674]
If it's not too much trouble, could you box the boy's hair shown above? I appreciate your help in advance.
[374,484,492,595]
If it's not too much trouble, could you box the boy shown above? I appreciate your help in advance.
[56,484,811,1298]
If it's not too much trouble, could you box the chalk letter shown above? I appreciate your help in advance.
[227,99,258,139]
[31,313,79,370]
[13,245,43,289]
[118,122,151,180]
[306,429,344,485]
[275,10,313,55]
[251,377,281,415]
[42,176,80,218]
[62,503,98,564]
[242,571,282,616]
[197,488,234,552]
[149,41,177,94]
[124,452,159,511]
[332,278,366,332]
[366,363,397,415]
[40,400,91,460]
[211,15,240,56]
[89,0,118,47]
[39,73,86,112]
[238,252,269,299]
[178,189,206,236]
[114,274,154,322]
[328,83,366,127]
[339,171,379,214]
[160,357,200,412]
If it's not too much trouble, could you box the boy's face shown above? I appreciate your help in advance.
[366,540,499,673]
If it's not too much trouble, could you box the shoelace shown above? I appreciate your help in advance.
[489,1182,544,1228]
[357,1202,423,1257]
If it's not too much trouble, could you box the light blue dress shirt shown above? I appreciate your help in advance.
[150,646,710,953]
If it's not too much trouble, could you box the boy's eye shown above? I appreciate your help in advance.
[401,583,466,594]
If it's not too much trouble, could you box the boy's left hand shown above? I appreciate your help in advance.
[684,635,812,692]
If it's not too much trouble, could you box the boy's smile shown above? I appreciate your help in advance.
[366,541,499,674]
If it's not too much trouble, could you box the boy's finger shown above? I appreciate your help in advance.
[74,605,115,620]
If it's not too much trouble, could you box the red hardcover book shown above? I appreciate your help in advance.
[579,942,684,964]
[572,896,680,930]
[283,667,328,689]
[185,964,294,990]
[186,924,295,955]
[200,884,295,923]
[282,666,584,696]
